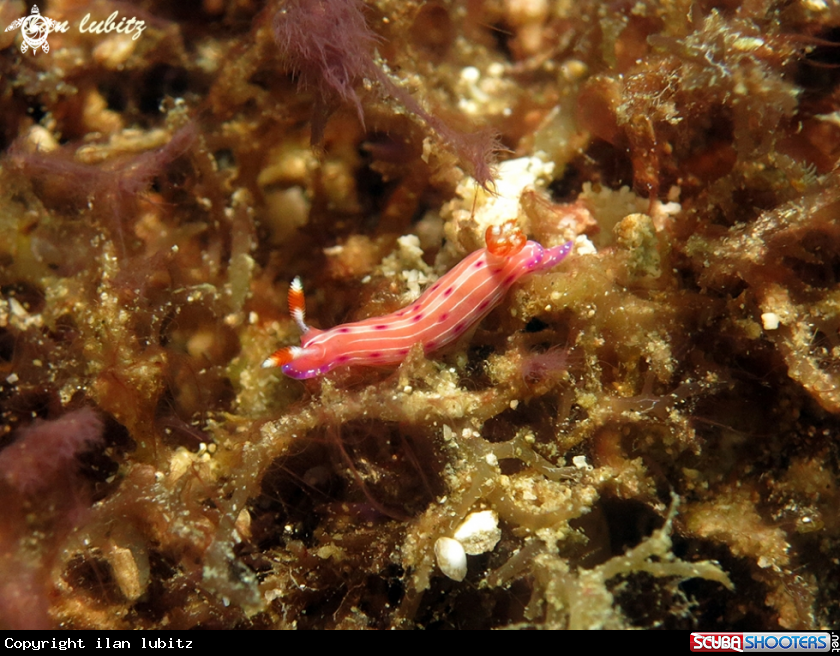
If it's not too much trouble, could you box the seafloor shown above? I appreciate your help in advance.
[1,0,840,630]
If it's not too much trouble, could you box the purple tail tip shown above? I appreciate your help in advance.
[544,241,573,269]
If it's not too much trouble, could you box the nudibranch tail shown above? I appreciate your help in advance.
[540,241,574,271]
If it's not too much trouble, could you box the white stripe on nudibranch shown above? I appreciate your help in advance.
[263,221,572,379]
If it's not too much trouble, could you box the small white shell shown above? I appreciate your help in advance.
[453,510,501,555]
[572,454,592,470]
[434,537,467,581]
[761,312,780,331]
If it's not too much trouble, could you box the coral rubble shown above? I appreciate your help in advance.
[1,0,840,630]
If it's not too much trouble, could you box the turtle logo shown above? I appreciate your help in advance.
[5,5,59,54]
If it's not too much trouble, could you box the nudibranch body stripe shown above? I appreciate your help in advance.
[263,221,572,379]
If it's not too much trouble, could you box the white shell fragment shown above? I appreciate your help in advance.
[572,454,592,470]
[761,312,780,331]
[453,510,501,556]
[434,537,467,582]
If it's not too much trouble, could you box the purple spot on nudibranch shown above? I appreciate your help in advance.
[478,300,490,310]
[454,322,466,333]
[375,324,388,330]
[339,327,351,334]
[370,352,381,358]
[474,260,484,268]
[504,274,515,285]
[444,287,454,297]
[399,348,410,355]
[437,312,449,323]
[337,355,350,363]
[412,314,423,322]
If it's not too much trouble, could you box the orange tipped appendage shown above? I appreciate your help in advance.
[288,276,308,334]
[485,220,526,258]
[262,346,300,369]
[262,278,310,369]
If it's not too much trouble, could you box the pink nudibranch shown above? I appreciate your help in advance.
[263,221,573,379]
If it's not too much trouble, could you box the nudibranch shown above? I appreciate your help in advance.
[263,220,573,379]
